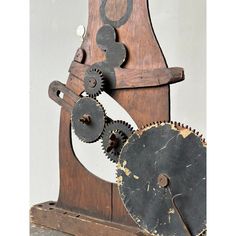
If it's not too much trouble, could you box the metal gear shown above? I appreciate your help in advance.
[71,97,106,143]
[84,67,105,97]
[102,120,134,163]
[117,121,206,236]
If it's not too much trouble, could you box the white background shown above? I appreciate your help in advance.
[30,0,206,205]
[1,0,236,235]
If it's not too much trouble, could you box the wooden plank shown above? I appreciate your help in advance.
[31,224,71,236]
[69,60,184,89]
[30,202,149,236]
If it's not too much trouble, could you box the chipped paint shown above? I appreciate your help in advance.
[179,128,192,138]
[168,208,175,214]
[170,124,178,131]
[133,174,139,180]
[118,122,206,236]
[116,176,123,187]
[117,161,131,177]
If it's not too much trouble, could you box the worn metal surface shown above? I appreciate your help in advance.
[96,24,127,68]
[91,24,127,92]
[102,120,134,163]
[117,123,206,236]
[71,97,106,143]
[87,62,116,91]
[100,0,133,28]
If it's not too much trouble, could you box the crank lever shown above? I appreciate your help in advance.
[48,81,81,112]
[171,193,192,236]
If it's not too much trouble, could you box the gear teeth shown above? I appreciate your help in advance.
[84,67,105,98]
[72,97,107,143]
[101,120,134,163]
[135,120,206,146]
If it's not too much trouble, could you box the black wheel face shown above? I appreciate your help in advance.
[101,120,133,163]
[71,97,106,143]
[117,123,206,236]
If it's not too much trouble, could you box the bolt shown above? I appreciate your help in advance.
[157,174,169,188]
[79,114,91,124]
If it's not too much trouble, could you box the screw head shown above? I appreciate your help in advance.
[157,174,169,188]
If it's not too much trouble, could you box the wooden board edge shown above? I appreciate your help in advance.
[30,202,150,236]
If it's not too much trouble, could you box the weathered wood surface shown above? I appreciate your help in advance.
[30,202,149,236]
[31,224,71,236]
[38,0,172,233]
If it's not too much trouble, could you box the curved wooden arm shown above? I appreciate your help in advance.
[69,60,184,89]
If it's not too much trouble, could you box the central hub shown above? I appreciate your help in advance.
[88,77,97,88]
[157,174,169,188]
[106,133,120,152]
[79,114,91,125]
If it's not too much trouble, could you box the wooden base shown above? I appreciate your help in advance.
[30,202,150,236]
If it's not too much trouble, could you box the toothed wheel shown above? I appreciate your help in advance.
[102,120,134,163]
[117,121,206,236]
[71,97,106,143]
[84,68,105,97]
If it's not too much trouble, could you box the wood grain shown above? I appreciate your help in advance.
[31,202,149,236]
[105,0,128,21]
[69,60,184,89]
[36,0,172,232]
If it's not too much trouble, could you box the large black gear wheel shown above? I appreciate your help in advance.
[84,67,105,97]
[102,120,134,163]
[117,122,206,236]
[71,97,106,143]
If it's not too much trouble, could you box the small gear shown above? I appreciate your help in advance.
[84,68,105,97]
[71,97,106,143]
[102,120,134,163]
